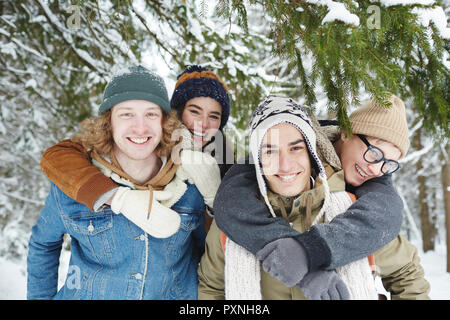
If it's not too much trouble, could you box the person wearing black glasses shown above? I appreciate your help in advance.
[333,132,402,188]
[357,134,400,174]
[214,94,430,299]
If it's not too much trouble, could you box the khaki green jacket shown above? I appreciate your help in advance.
[375,234,430,299]
[198,170,430,300]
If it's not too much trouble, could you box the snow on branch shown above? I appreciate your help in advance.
[34,0,107,75]
[305,0,360,26]
[1,191,44,206]
[401,142,435,163]
[11,39,52,63]
[379,0,435,7]
[411,6,450,39]
[379,0,449,39]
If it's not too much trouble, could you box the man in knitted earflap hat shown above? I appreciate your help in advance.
[213,94,430,299]
[199,95,378,299]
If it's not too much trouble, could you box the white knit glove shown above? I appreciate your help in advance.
[179,149,221,208]
[110,186,181,238]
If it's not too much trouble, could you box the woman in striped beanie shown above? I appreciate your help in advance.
[171,65,234,178]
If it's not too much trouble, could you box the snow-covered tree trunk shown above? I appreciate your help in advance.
[413,129,437,252]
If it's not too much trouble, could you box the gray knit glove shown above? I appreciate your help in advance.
[256,238,309,287]
[297,270,350,300]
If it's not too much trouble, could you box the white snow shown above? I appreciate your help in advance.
[416,242,450,299]
[321,1,360,26]
[187,4,205,43]
[0,42,17,59]
[378,0,450,39]
[0,257,26,300]
[380,0,435,6]
[304,0,449,39]
[0,246,70,300]
[411,6,450,39]
[306,0,360,26]
[35,0,108,74]
[25,79,37,90]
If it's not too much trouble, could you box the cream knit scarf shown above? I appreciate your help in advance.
[224,190,378,300]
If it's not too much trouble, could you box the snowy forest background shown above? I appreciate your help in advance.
[0,0,449,299]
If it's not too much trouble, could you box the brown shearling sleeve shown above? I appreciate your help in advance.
[40,140,118,210]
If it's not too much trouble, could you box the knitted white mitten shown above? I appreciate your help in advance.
[111,187,180,238]
[179,149,221,208]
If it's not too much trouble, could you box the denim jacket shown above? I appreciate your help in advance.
[27,181,206,300]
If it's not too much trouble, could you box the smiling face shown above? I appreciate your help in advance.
[338,133,402,187]
[261,123,312,197]
[111,100,163,163]
[181,96,222,147]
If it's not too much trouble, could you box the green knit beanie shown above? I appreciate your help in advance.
[98,65,170,115]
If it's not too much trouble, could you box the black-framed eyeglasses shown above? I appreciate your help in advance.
[356,134,400,175]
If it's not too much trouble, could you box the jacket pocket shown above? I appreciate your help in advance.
[68,211,112,235]
[62,208,116,260]
[161,210,201,256]
[179,212,201,232]
[162,182,205,254]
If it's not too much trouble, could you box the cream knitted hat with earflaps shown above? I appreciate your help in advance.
[225,95,378,300]
[349,95,410,158]
[248,95,331,221]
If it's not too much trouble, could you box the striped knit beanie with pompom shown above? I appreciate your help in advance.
[170,65,231,130]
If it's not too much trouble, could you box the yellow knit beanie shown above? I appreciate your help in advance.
[349,95,410,158]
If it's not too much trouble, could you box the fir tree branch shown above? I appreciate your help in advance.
[129,5,183,67]
[33,0,107,76]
